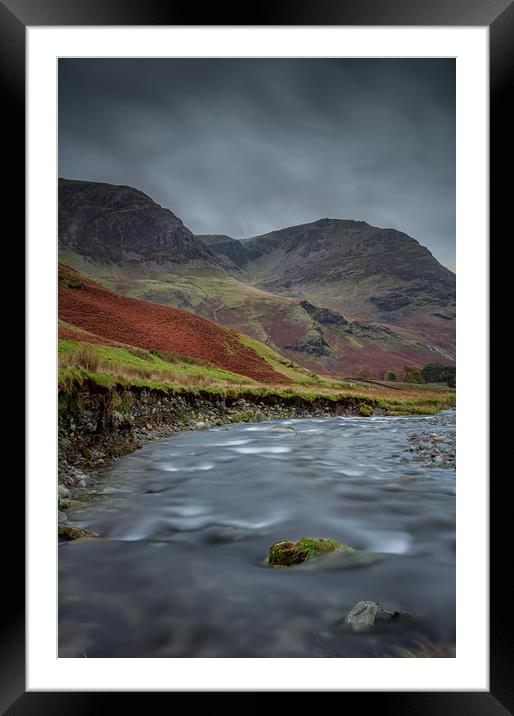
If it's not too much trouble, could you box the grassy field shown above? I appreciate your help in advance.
[58,339,455,415]
[58,339,255,388]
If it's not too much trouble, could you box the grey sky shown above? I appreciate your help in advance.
[59,58,455,271]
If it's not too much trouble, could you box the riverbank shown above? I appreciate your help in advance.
[58,373,455,491]
[58,379,370,489]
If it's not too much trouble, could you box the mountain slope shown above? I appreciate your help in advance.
[215,220,454,325]
[58,264,310,384]
[58,180,455,378]
[205,219,455,359]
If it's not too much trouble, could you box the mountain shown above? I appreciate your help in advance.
[58,179,455,378]
[207,219,455,337]
[59,178,225,268]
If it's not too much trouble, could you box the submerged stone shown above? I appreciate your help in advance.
[268,537,355,567]
[344,600,410,629]
[58,524,100,541]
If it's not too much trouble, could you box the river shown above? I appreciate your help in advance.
[59,411,456,657]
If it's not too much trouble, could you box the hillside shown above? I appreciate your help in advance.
[58,180,455,378]
[58,264,321,385]
[58,264,455,412]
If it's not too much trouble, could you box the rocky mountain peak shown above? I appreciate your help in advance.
[58,178,223,268]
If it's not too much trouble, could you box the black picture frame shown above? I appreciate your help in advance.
[5,0,510,710]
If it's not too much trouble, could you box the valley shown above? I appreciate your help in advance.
[53,57,459,664]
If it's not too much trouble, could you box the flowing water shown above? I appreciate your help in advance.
[59,412,456,657]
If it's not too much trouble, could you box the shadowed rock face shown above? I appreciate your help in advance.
[198,234,247,268]
[59,179,222,267]
[299,300,348,326]
[285,330,331,357]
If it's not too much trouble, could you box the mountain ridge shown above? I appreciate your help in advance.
[204,218,455,340]
[58,179,455,378]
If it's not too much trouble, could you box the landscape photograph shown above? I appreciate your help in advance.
[57,58,456,658]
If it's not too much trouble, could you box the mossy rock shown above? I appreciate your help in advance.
[80,446,93,460]
[58,524,99,540]
[268,537,355,567]
[358,403,373,417]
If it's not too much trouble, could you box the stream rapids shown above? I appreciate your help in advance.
[59,411,456,657]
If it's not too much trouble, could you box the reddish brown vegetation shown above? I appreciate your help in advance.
[58,325,121,346]
[262,317,306,346]
[58,265,288,383]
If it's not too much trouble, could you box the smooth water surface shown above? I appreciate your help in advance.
[59,412,456,657]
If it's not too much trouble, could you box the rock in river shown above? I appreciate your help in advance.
[345,600,410,630]
[58,524,100,541]
[268,536,355,567]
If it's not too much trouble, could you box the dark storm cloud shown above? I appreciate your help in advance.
[59,59,455,270]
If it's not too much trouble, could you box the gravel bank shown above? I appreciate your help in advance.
[401,412,456,468]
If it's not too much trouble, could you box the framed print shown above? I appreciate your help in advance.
[4,0,510,710]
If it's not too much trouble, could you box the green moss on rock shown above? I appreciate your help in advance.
[358,403,373,417]
[268,536,355,567]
